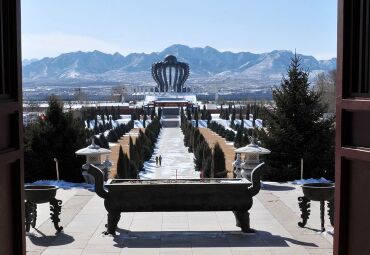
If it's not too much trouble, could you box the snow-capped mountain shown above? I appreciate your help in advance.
[22,44,336,84]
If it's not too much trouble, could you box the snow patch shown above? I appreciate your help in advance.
[290,178,332,185]
[26,180,94,190]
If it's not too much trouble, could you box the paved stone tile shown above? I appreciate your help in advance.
[159,247,193,255]
[27,179,334,255]
[120,247,160,255]
[306,248,333,255]
[269,247,310,255]
[41,248,83,255]
[231,247,273,255]
[192,247,233,255]
[25,252,42,255]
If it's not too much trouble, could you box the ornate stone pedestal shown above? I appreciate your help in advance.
[298,197,334,232]
[25,198,63,233]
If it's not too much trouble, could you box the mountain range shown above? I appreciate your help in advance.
[22,44,336,85]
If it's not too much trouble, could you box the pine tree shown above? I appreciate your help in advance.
[186,108,192,121]
[211,143,227,178]
[259,55,334,181]
[99,133,110,149]
[129,136,134,161]
[135,137,144,169]
[158,107,162,119]
[206,111,212,127]
[129,160,138,179]
[117,145,127,178]
[117,105,120,120]
[194,110,199,127]
[234,128,243,148]
[24,95,86,182]
[194,141,204,171]
[151,107,155,120]
[143,113,147,128]
[231,107,236,128]
[201,105,206,120]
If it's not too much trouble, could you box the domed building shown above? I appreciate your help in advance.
[151,55,190,92]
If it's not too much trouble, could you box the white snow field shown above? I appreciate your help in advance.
[139,127,200,179]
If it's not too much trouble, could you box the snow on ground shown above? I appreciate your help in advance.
[290,178,332,185]
[191,119,208,128]
[210,114,263,130]
[140,127,200,179]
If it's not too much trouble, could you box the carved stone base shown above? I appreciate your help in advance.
[50,198,63,232]
[298,196,334,232]
[25,201,37,232]
[233,211,255,233]
[25,198,63,233]
[104,211,121,235]
[327,200,334,227]
[298,196,311,228]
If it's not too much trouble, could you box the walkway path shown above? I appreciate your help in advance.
[140,127,200,179]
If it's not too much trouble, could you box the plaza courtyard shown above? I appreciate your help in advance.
[26,126,333,255]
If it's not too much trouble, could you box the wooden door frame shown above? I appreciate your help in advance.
[334,0,370,254]
[0,0,25,254]
[2,0,370,254]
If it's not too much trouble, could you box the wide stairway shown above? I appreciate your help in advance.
[161,107,180,127]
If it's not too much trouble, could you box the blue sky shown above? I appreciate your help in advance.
[21,0,337,60]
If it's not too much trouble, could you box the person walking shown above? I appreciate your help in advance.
[159,155,162,166]
[155,156,158,167]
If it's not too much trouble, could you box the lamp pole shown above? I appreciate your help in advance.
[54,158,60,181]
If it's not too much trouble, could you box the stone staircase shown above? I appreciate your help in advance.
[161,107,180,127]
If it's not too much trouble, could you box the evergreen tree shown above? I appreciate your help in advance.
[203,155,212,178]
[129,160,138,178]
[108,117,113,130]
[211,143,227,178]
[129,136,134,161]
[117,105,120,120]
[259,55,335,181]
[99,133,110,149]
[239,107,243,120]
[206,111,212,127]
[143,113,147,128]
[107,129,118,142]
[24,95,86,182]
[135,137,144,170]
[186,108,192,121]
[94,136,102,147]
[231,107,236,128]
[194,110,199,127]
[151,107,155,120]
[201,105,206,120]
[158,107,162,119]
[194,141,204,171]
[117,146,127,178]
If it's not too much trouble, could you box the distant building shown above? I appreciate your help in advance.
[152,55,190,92]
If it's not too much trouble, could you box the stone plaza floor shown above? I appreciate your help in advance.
[26,182,333,255]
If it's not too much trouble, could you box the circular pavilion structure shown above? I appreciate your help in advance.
[151,55,190,93]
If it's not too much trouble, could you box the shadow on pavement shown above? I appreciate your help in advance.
[112,229,318,248]
[262,183,296,191]
[27,229,74,247]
